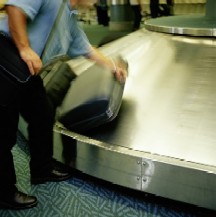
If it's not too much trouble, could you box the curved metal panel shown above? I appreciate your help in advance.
[53,124,216,211]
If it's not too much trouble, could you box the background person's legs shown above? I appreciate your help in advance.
[150,0,159,18]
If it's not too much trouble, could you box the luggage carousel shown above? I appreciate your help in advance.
[145,0,216,36]
[50,27,216,211]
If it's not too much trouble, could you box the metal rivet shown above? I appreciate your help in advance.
[143,178,147,182]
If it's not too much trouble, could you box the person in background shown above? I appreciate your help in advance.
[95,0,109,26]
[0,0,127,210]
[150,0,174,18]
[129,0,142,31]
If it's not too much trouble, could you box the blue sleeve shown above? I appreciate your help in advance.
[5,0,43,20]
[67,15,92,58]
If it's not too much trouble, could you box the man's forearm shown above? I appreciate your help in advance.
[87,47,127,83]
[6,5,43,75]
[87,47,114,69]
[6,5,30,52]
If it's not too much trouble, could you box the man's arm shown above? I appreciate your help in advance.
[87,47,127,83]
[6,5,42,75]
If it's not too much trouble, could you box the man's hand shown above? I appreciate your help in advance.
[88,47,128,83]
[19,47,43,75]
[111,56,128,84]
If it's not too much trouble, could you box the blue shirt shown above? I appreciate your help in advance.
[0,0,92,63]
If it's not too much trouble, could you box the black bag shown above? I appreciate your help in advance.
[39,55,77,109]
[57,63,126,132]
[0,33,31,106]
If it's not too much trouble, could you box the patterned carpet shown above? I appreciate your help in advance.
[0,132,214,217]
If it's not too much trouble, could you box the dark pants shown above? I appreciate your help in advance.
[131,5,142,31]
[150,0,159,18]
[96,5,109,26]
[150,0,174,18]
[0,34,55,195]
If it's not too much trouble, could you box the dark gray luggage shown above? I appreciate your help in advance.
[56,63,126,132]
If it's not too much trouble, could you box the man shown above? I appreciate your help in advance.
[0,0,127,210]
[95,0,109,26]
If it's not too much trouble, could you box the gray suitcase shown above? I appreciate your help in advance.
[56,63,126,132]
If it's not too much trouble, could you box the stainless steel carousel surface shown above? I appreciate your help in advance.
[51,29,216,211]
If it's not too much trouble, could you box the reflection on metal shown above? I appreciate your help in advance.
[52,29,216,211]
[142,159,155,190]
[110,0,128,5]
